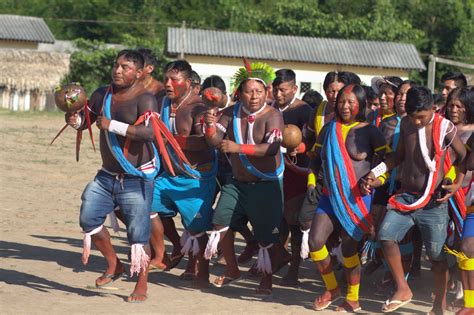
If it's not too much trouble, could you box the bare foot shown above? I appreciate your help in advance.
[213,270,241,287]
[313,289,341,311]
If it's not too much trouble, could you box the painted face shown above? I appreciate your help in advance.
[395,83,411,116]
[164,70,191,100]
[379,84,395,111]
[111,55,142,88]
[273,81,297,107]
[442,79,457,101]
[408,109,435,129]
[325,81,345,107]
[369,97,380,111]
[337,89,359,123]
[447,98,466,125]
[240,79,267,113]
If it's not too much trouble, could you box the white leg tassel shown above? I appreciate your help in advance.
[180,231,205,257]
[300,228,310,260]
[204,227,229,260]
[257,243,274,275]
[130,244,150,276]
[82,225,103,265]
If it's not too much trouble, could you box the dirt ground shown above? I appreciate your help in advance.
[0,110,458,314]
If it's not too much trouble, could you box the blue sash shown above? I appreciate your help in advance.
[232,102,284,181]
[322,120,371,241]
[388,116,401,194]
[103,91,159,180]
[160,97,217,179]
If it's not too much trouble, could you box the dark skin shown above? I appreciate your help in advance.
[149,68,214,287]
[272,80,312,285]
[363,108,467,314]
[367,84,396,125]
[66,55,157,303]
[308,91,386,311]
[204,79,286,294]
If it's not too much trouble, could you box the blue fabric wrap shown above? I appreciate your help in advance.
[322,120,370,241]
[103,92,158,180]
[388,116,401,194]
[160,97,217,180]
[449,198,464,237]
[232,102,284,181]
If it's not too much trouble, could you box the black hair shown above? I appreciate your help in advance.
[364,85,378,102]
[405,86,434,114]
[378,76,403,95]
[335,84,367,122]
[136,48,158,69]
[446,87,474,124]
[191,71,201,87]
[116,49,144,70]
[441,71,467,88]
[164,59,193,79]
[272,69,296,87]
[302,89,323,109]
[323,71,361,91]
[202,75,226,93]
[238,79,267,93]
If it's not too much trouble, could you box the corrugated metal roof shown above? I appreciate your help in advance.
[0,15,55,44]
[167,27,426,71]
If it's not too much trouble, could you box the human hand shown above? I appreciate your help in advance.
[95,115,110,130]
[219,139,240,153]
[306,185,318,204]
[204,109,217,127]
[436,178,459,202]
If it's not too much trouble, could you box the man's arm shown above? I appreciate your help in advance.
[65,87,104,129]
[204,106,230,147]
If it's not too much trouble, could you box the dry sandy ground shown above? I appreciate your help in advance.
[0,110,456,314]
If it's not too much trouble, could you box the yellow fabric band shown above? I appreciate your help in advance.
[341,122,360,141]
[307,172,316,187]
[314,100,327,137]
[445,166,456,181]
[346,283,360,302]
[374,144,387,152]
[314,142,323,148]
[310,246,329,262]
[459,257,474,271]
[343,253,360,269]
[321,272,338,291]
[377,172,390,185]
[465,290,474,308]
[382,113,396,120]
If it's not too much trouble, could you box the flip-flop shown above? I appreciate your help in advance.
[335,300,362,313]
[95,272,124,288]
[148,262,166,273]
[127,293,147,303]
[213,275,241,288]
[254,288,273,299]
[314,295,341,311]
[382,298,412,313]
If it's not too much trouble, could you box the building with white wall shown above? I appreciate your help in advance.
[166,27,426,96]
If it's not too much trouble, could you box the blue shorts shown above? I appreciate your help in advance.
[462,213,474,239]
[378,192,449,261]
[316,193,373,216]
[80,170,154,245]
[152,172,215,232]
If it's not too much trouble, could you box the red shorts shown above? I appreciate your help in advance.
[283,165,307,202]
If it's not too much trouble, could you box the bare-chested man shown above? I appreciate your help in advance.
[271,69,312,286]
[203,64,288,297]
[363,86,466,314]
[66,50,158,303]
[150,60,217,287]
[308,84,386,312]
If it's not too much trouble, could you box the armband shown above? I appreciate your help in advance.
[108,120,129,136]
[371,162,387,178]
[375,144,387,152]
[377,172,389,185]
[240,144,256,155]
[445,166,456,181]
[307,172,316,187]
[205,125,216,137]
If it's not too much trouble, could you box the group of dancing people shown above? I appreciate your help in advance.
[64,48,474,314]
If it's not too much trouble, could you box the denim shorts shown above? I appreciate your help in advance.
[79,170,154,245]
[378,192,449,261]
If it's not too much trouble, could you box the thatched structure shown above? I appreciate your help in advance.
[0,49,70,111]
